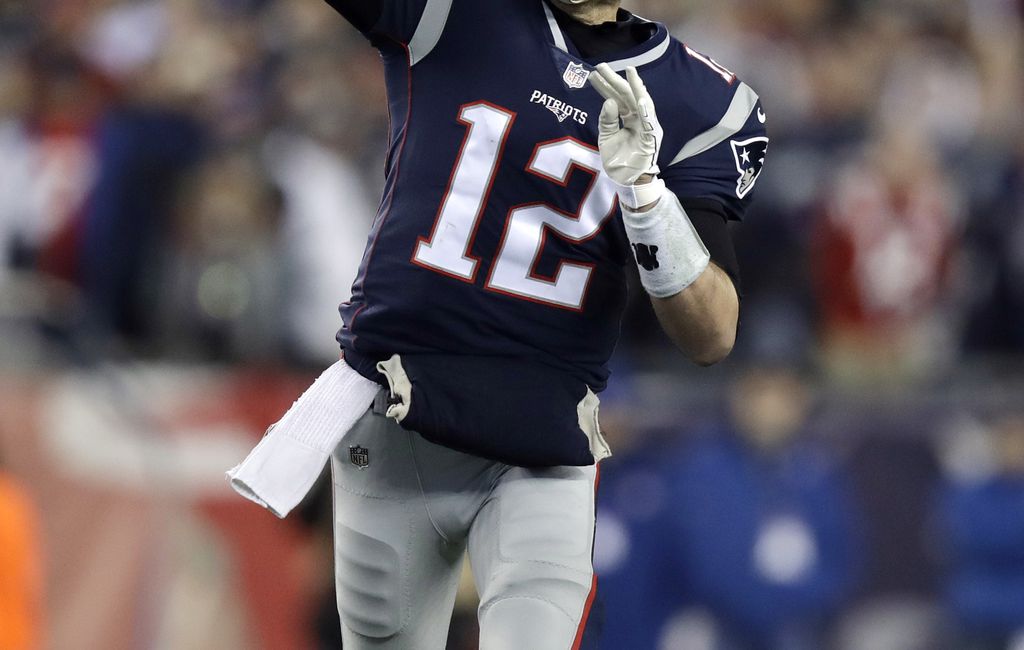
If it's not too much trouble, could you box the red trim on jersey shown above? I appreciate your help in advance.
[525,136,605,186]
[485,278,594,312]
[571,464,601,650]
[411,101,517,283]
[348,42,414,339]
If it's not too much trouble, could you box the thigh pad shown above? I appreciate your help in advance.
[334,523,404,639]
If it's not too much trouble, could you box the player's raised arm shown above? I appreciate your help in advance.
[322,0,384,35]
[591,63,751,366]
[322,0,440,52]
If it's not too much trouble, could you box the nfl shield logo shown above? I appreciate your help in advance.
[563,62,590,89]
[349,445,370,470]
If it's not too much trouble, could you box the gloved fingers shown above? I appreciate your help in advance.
[625,67,658,131]
[589,71,615,101]
[596,63,635,104]
[625,67,651,108]
[598,98,621,133]
[589,70,629,116]
[594,63,639,116]
[636,98,659,137]
[625,68,661,142]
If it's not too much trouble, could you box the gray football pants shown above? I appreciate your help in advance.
[330,408,599,649]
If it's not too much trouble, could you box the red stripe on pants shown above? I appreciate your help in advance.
[571,464,601,649]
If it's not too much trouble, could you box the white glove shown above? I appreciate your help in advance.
[589,63,666,210]
[591,64,711,298]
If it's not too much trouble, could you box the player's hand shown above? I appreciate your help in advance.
[589,64,664,192]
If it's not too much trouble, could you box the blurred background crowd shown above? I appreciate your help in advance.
[1,0,1023,648]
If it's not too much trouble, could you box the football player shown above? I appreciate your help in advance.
[319,0,768,647]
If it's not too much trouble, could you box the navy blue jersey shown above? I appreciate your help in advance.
[338,0,768,390]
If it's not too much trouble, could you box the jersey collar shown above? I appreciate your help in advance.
[541,1,671,71]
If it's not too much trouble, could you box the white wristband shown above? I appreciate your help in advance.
[614,177,667,211]
[620,191,711,298]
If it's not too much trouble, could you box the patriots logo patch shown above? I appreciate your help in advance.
[730,137,769,199]
[546,103,572,123]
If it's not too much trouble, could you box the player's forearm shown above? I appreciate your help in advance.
[619,190,738,365]
[651,261,738,366]
[591,64,750,365]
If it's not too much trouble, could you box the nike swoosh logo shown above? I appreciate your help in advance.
[757,108,766,123]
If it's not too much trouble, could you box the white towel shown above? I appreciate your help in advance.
[226,358,380,518]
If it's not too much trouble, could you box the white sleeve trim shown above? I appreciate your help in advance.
[542,2,569,53]
[605,33,671,72]
[408,0,454,66]
[668,82,759,166]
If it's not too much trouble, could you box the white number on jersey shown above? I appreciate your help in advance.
[413,102,515,280]
[412,102,619,311]
[684,45,736,84]
[487,139,616,309]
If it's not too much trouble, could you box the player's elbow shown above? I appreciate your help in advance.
[654,272,739,366]
[680,302,738,366]
[689,326,736,367]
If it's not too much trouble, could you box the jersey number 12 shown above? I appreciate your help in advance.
[412,102,618,311]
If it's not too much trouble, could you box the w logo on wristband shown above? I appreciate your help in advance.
[632,243,660,271]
